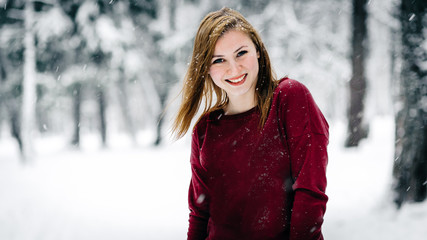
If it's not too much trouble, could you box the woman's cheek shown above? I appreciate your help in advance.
[248,54,259,69]
[209,67,222,82]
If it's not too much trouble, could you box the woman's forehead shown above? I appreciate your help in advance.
[214,30,254,53]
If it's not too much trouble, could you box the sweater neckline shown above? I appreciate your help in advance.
[212,106,258,121]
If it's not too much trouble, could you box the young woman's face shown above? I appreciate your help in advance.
[209,30,259,102]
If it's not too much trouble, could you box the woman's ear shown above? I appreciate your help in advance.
[257,51,260,58]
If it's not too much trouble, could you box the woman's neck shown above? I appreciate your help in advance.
[224,95,257,115]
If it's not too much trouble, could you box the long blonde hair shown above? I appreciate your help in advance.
[172,7,278,139]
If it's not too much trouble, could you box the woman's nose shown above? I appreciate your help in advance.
[227,60,240,75]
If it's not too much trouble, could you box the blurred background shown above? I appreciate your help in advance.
[0,0,426,239]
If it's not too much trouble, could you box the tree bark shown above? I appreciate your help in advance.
[345,0,369,147]
[393,0,427,208]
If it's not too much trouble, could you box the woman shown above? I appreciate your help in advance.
[172,7,329,240]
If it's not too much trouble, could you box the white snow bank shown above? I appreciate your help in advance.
[0,116,426,240]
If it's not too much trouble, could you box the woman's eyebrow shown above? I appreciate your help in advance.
[212,45,248,58]
[234,45,248,53]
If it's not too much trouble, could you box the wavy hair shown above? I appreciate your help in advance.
[172,7,278,139]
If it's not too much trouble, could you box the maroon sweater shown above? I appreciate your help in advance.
[187,78,329,240]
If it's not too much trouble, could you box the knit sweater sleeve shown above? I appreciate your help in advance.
[278,79,329,240]
[187,123,210,240]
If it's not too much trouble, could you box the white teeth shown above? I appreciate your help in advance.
[228,74,246,83]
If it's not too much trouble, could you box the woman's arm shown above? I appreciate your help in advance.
[288,133,328,240]
[279,79,329,240]
[187,127,210,240]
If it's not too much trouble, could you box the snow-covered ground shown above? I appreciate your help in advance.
[0,116,426,240]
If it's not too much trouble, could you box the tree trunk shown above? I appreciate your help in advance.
[10,104,23,153]
[0,46,5,137]
[153,68,172,146]
[345,0,369,147]
[0,48,5,83]
[153,0,177,146]
[71,82,82,147]
[21,0,37,162]
[140,74,161,141]
[154,109,165,146]
[116,69,137,145]
[169,0,176,31]
[392,0,427,208]
[0,47,23,152]
[97,86,107,147]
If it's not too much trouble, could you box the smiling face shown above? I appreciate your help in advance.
[209,30,259,108]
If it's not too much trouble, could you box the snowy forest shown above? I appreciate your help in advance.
[0,0,426,239]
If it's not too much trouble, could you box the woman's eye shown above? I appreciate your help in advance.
[212,58,224,64]
[237,50,248,57]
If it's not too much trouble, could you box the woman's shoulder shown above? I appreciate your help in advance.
[275,77,309,94]
[273,77,312,105]
[274,77,329,137]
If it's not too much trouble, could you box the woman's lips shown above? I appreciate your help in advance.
[226,74,247,86]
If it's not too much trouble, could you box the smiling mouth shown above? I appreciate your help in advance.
[226,74,247,85]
